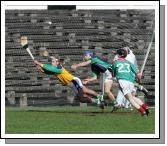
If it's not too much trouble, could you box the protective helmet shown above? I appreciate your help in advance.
[116,48,127,58]
[122,47,130,54]
[83,50,94,57]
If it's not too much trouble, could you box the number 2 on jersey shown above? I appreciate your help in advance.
[117,63,130,73]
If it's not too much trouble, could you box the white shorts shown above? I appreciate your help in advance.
[69,77,83,94]
[103,69,113,83]
[118,80,135,96]
[116,89,131,108]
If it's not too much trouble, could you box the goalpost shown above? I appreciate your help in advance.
[140,30,155,76]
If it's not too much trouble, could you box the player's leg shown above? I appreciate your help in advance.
[70,82,94,103]
[132,94,149,116]
[132,95,143,105]
[131,85,149,115]
[104,80,114,100]
[71,77,104,108]
[112,84,131,112]
[125,93,140,108]
[69,79,92,103]
[132,86,150,115]
[125,89,137,109]
[73,77,102,100]
[103,70,116,104]
[131,92,147,107]
[82,86,103,103]
[104,80,116,105]
[123,88,136,109]
[77,88,104,109]
[77,88,92,103]
[82,86,97,97]
[124,97,130,108]
[119,80,146,116]
[124,93,146,115]
[116,89,126,108]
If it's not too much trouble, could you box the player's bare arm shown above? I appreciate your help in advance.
[83,76,97,85]
[33,60,43,67]
[71,60,91,70]
[135,71,142,83]
[33,60,44,73]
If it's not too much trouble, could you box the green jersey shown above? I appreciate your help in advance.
[90,57,111,77]
[41,64,62,74]
[112,59,139,83]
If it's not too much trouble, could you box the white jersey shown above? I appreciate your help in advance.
[114,49,138,67]
[126,50,138,67]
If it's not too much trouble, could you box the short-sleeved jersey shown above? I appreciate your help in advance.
[41,64,74,86]
[112,58,139,83]
[90,57,111,77]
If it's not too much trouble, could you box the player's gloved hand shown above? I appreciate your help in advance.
[20,36,28,46]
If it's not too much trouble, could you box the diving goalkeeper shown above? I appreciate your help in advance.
[33,56,104,109]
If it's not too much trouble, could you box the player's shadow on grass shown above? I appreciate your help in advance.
[27,110,102,114]
[26,110,133,116]
[26,110,105,117]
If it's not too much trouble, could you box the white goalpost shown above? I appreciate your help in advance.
[140,30,155,76]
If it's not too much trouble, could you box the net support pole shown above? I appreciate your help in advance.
[140,30,155,76]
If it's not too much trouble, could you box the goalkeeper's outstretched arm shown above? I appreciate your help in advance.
[34,60,42,66]
[33,60,62,74]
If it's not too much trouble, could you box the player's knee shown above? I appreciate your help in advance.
[125,94,131,101]
[82,87,88,93]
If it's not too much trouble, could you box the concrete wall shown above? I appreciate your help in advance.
[5,10,155,106]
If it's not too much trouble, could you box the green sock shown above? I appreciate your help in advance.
[91,98,97,103]
[111,100,117,106]
[96,94,101,99]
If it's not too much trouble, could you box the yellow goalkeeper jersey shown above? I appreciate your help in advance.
[56,68,74,85]
[41,64,74,86]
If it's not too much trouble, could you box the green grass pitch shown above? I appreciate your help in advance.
[5,106,155,134]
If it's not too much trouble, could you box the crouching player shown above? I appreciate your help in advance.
[33,56,104,109]
[112,49,149,116]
